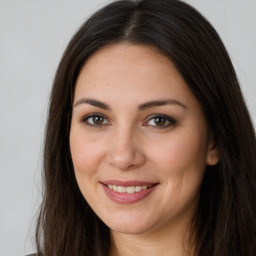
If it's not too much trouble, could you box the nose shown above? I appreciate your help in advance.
[106,127,146,171]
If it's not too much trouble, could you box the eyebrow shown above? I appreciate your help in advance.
[73,98,187,110]
[74,98,110,110]
[138,99,187,110]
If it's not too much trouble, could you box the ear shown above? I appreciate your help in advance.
[206,135,220,166]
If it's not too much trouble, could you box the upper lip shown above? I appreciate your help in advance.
[101,179,158,187]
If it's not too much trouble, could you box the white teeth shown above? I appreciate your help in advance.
[118,186,126,193]
[135,186,142,192]
[127,186,135,193]
[107,184,149,193]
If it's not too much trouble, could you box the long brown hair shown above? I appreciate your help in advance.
[35,0,256,255]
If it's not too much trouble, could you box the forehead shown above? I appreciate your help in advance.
[81,43,175,78]
[74,43,196,110]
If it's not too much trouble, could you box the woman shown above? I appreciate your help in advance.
[33,0,256,255]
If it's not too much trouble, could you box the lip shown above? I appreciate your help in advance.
[101,179,156,187]
[101,180,159,204]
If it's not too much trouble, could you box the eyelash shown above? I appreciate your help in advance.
[144,114,177,129]
[81,113,109,128]
[81,113,177,129]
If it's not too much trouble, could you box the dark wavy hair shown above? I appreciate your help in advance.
[35,0,256,255]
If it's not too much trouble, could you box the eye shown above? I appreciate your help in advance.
[81,113,110,127]
[144,114,177,129]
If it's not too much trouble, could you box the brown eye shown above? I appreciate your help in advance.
[92,116,104,125]
[154,117,167,126]
[145,114,177,129]
[82,114,109,127]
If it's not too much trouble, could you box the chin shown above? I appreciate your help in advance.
[102,212,156,235]
[109,223,151,235]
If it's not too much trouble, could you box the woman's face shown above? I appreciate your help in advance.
[70,43,218,235]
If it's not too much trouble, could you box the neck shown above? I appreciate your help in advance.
[109,218,194,256]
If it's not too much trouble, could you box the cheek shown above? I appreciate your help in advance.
[69,132,102,203]
[149,128,208,205]
[150,132,207,217]
[69,129,105,180]
[151,131,207,172]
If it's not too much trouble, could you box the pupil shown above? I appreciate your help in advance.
[93,116,103,124]
[155,117,166,126]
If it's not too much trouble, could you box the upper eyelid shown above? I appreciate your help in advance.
[81,114,111,127]
[145,113,176,122]
[143,114,177,127]
[81,113,110,123]
[82,112,107,120]
[80,112,176,125]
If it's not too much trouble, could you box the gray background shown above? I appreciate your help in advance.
[0,0,255,255]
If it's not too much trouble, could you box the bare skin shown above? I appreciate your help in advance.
[70,43,219,256]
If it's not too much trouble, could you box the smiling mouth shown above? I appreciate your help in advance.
[101,181,159,204]
[105,184,154,193]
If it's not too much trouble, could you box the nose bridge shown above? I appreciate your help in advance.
[106,123,145,170]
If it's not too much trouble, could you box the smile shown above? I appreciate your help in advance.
[101,180,159,204]
[107,184,152,193]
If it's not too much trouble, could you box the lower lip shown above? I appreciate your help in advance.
[102,184,158,204]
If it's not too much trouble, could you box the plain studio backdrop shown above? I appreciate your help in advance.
[0,0,255,255]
